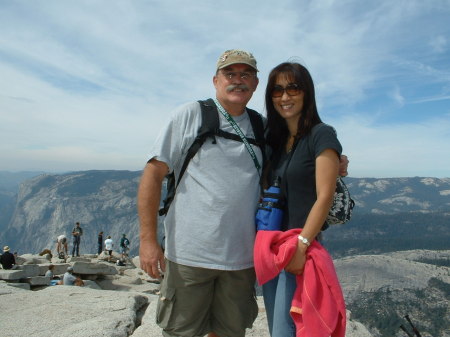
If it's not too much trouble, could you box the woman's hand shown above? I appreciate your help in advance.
[285,243,308,275]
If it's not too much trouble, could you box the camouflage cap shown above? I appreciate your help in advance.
[216,49,258,71]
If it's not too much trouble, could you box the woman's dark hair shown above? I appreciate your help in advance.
[265,62,322,153]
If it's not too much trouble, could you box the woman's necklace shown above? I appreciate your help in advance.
[286,134,296,153]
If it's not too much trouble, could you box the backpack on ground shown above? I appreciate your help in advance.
[158,98,266,216]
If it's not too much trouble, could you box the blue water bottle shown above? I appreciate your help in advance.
[256,176,284,231]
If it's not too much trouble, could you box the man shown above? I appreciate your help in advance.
[71,222,83,257]
[138,50,349,337]
[62,266,84,286]
[139,49,262,337]
[56,234,68,258]
[119,234,130,259]
[104,235,114,262]
[0,246,17,270]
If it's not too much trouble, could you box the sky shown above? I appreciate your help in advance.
[0,0,449,178]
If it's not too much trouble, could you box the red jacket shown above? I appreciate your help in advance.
[254,229,346,337]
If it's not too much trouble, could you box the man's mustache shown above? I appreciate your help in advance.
[226,84,249,92]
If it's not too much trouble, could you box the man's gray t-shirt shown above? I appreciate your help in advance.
[149,101,263,270]
[63,272,76,285]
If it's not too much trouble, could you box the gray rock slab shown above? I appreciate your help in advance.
[72,261,118,275]
[0,285,148,337]
[21,276,50,286]
[17,264,40,278]
[19,254,49,265]
[83,279,102,290]
[0,281,30,293]
[15,256,26,265]
[67,256,91,263]
[38,263,71,276]
[130,295,161,337]
[0,269,25,280]
[95,277,159,294]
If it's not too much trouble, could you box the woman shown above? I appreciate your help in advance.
[257,62,345,337]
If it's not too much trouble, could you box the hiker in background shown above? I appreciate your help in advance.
[119,234,130,260]
[71,222,83,257]
[56,234,68,258]
[104,235,114,262]
[0,246,17,270]
[45,264,55,278]
[97,231,103,255]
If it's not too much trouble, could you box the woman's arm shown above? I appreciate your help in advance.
[285,148,339,274]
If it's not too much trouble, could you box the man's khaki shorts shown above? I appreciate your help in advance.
[156,259,258,337]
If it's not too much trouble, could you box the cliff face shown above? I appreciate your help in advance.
[2,170,143,256]
[1,171,450,257]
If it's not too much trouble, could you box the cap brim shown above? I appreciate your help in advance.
[217,62,258,71]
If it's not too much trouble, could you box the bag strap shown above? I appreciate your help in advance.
[158,98,265,216]
[279,139,299,205]
[213,98,262,175]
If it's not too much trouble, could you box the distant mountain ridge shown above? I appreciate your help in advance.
[345,176,450,214]
[0,171,449,257]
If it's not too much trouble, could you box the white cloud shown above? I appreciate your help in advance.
[430,35,447,53]
[0,0,449,177]
[330,113,450,178]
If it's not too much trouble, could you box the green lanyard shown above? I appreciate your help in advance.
[213,98,261,175]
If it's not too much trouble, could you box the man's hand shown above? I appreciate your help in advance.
[339,155,349,177]
[139,239,165,279]
[138,160,169,280]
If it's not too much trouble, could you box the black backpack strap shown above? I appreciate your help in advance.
[159,99,266,216]
[159,99,219,216]
[246,107,266,168]
[176,99,219,186]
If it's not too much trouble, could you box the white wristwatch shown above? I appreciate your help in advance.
[298,235,311,247]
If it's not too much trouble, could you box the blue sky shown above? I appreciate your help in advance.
[0,0,449,178]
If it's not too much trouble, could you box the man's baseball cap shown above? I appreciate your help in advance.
[216,49,258,71]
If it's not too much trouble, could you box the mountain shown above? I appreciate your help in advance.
[336,249,450,337]
[0,171,44,234]
[0,170,142,256]
[0,171,449,258]
[343,176,450,214]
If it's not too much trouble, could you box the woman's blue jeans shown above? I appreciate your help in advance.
[262,270,297,337]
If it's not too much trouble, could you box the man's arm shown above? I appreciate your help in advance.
[339,154,349,177]
[138,159,169,279]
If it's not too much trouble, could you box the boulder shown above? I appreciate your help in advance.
[0,285,149,337]
[19,254,49,265]
[0,269,25,281]
[0,281,30,292]
[14,256,26,265]
[37,263,70,276]
[72,261,118,276]
[17,264,40,278]
[21,276,50,286]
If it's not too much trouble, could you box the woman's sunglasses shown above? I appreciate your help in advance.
[271,83,301,98]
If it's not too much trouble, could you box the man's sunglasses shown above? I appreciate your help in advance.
[271,83,301,98]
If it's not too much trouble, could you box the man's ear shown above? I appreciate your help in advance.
[252,77,259,92]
